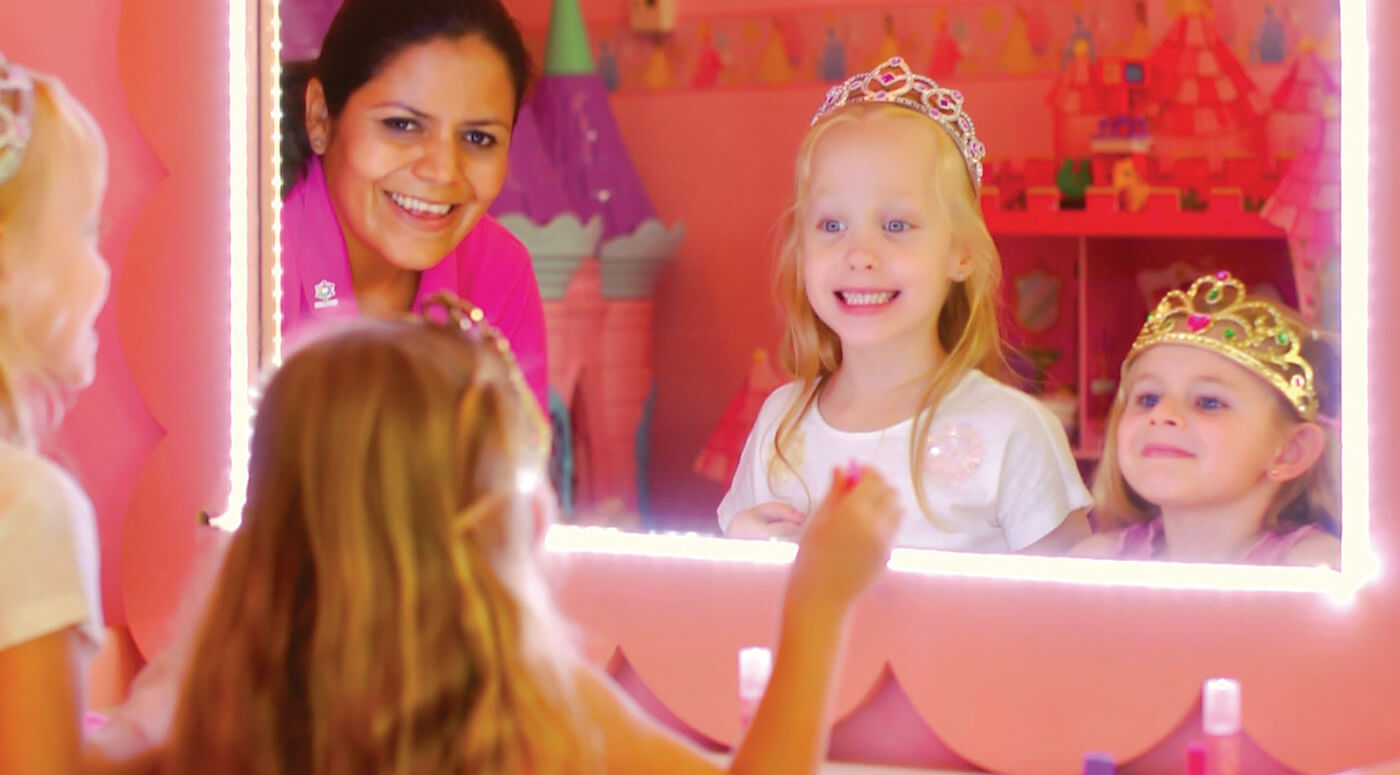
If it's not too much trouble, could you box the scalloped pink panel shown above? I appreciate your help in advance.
[114,0,231,657]
[551,548,1400,775]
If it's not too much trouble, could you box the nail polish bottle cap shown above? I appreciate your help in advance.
[1082,752,1116,775]
[1203,677,1242,736]
[738,646,773,700]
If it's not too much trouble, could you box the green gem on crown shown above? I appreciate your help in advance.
[1207,288,1221,302]
[1277,332,1291,345]
[1224,328,1236,339]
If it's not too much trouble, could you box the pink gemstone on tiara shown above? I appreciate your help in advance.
[1187,313,1212,332]
[808,57,984,192]
[1216,270,1230,280]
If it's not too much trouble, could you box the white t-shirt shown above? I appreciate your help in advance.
[0,440,103,655]
[718,370,1093,552]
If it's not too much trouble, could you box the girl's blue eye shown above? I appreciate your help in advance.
[1134,392,1160,409]
[1196,396,1226,410]
[818,219,844,233]
[464,129,497,147]
[885,219,910,233]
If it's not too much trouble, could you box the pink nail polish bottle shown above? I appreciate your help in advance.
[1185,741,1208,775]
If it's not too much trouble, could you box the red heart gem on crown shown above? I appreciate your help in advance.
[1187,313,1211,332]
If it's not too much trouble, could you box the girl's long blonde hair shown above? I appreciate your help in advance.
[769,103,1005,526]
[1092,307,1342,536]
[163,318,582,775]
[0,74,102,447]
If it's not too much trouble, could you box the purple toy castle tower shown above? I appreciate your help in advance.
[493,0,683,520]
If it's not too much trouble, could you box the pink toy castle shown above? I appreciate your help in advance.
[490,0,683,522]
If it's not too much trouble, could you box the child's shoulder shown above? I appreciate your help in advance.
[1069,528,1128,559]
[0,442,90,517]
[943,370,1064,430]
[756,381,807,419]
[1279,529,1342,570]
[0,442,95,568]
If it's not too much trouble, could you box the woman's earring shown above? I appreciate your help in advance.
[311,137,325,152]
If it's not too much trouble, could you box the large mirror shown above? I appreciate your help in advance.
[252,0,1370,592]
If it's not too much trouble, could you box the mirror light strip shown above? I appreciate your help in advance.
[222,0,251,529]
[1338,0,1376,589]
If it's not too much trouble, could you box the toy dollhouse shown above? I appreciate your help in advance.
[976,0,1335,460]
[490,0,683,522]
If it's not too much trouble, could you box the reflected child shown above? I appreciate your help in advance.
[1075,272,1341,568]
[719,57,1091,553]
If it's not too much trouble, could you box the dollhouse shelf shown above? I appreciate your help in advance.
[980,185,1285,239]
[984,187,1293,469]
[983,209,1284,239]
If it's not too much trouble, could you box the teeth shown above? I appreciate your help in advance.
[390,192,452,216]
[840,291,896,306]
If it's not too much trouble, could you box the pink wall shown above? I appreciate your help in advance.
[1,0,230,645]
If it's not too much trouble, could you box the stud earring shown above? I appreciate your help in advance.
[311,137,325,152]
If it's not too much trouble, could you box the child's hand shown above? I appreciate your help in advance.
[791,464,901,606]
[726,502,807,540]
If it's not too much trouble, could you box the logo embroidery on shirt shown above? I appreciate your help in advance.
[314,279,338,309]
[924,423,984,483]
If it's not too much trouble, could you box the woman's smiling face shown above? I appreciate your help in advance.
[309,34,515,272]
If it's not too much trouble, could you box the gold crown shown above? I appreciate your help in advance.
[811,56,985,192]
[1126,271,1318,420]
[0,53,35,186]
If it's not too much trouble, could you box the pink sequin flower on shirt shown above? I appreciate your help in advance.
[924,423,985,483]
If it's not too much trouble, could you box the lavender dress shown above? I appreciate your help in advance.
[1110,517,1324,564]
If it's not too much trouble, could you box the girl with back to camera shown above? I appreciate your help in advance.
[159,294,903,774]
[720,57,1091,553]
[1075,272,1341,568]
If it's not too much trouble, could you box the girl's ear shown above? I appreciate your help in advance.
[1268,422,1326,482]
[949,247,973,283]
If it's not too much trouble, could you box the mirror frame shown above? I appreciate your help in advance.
[245,0,1376,597]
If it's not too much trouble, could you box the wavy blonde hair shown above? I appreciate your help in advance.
[1092,305,1342,536]
[0,74,103,447]
[769,103,1005,526]
[163,318,584,775]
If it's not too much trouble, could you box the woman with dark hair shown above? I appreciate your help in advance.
[279,0,548,408]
